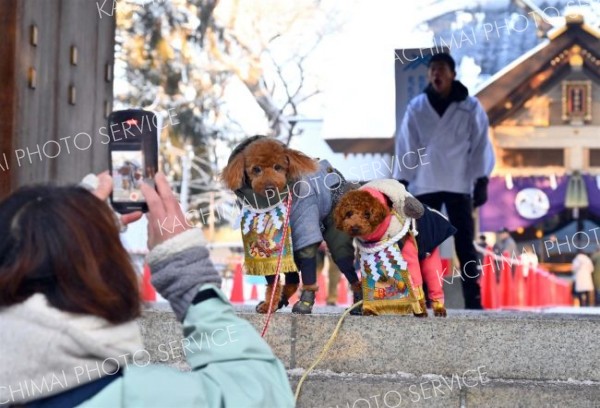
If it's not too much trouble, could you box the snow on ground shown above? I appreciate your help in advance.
[541,307,600,315]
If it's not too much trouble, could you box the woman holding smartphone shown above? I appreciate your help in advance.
[0,172,294,407]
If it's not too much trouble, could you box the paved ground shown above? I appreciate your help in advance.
[151,273,598,314]
[147,299,600,316]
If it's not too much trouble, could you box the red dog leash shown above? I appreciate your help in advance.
[261,193,293,337]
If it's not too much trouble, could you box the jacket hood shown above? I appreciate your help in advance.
[227,135,271,164]
[360,179,410,214]
[0,294,143,404]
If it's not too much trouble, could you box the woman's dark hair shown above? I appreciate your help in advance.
[0,185,141,324]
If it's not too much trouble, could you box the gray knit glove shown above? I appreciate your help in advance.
[146,229,221,321]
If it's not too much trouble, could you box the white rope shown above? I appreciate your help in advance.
[473,242,525,264]
[473,242,571,286]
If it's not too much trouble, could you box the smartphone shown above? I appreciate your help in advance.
[108,109,159,213]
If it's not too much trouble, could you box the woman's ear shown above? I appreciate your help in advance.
[220,153,245,190]
[286,148,318,180]
[403,196,425,219]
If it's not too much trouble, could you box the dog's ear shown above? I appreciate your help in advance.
[220,153,245,190]
[403,196,424,219]
[333,202,345,230]
[371,196,390,226]
[285,148,318,180]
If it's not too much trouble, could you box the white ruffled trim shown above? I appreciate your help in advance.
[356,218,411,253]
[146,228,206,266]
[243,201,283,213]
[241,194,290,214]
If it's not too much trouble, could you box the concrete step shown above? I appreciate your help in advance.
[289,371,600,408]
[139,305,600,407]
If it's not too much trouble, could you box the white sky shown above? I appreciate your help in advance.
[224,1,431,138]
[320,1,429,139]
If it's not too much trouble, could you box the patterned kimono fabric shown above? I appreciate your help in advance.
[357,219,425,315]
[240,200,297,276]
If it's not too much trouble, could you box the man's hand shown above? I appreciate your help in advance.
[473,177,489,208]
[141,172,190,250]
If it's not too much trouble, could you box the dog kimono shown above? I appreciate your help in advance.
[221,136,363,314]
[334,179,456,316]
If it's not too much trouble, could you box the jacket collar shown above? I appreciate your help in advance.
[0,294,142,404]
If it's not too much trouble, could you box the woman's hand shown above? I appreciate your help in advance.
[90,171,143,226]
[140,172,190,250]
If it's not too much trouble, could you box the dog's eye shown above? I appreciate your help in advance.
[252,166,262,174]
[274,164,284,172]
[364,211,371,219]
[345,211,353,218]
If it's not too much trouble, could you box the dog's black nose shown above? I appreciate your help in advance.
[350,226,361,235]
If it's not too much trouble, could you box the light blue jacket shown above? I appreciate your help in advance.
[82,285,295,408]
[393,93,495,196]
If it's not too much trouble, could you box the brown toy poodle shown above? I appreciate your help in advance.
[334,187,449,317]
[333,190,393,238]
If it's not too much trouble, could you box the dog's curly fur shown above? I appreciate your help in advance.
[334,190,390,237]
[220,138,318,196]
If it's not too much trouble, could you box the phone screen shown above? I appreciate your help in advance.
[111,150,147,204]
[108,109,159,213]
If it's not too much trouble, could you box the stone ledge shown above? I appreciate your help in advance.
[289,371,600,408]
[139,304,600,384]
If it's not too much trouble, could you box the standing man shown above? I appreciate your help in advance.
[393,52,495,309]
[493,228,517,256]
[493,227,518,282]
[475,234,488,271]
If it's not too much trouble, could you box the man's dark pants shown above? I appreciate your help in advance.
[416,192,482,309]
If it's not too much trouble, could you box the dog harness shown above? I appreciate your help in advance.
[240,199,298,276]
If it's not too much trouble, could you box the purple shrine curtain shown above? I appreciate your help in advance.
[479,175,569,232]
[583,174,600,218]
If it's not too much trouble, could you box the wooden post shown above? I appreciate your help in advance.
[0,0,115,198]
[0,0,19,198]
